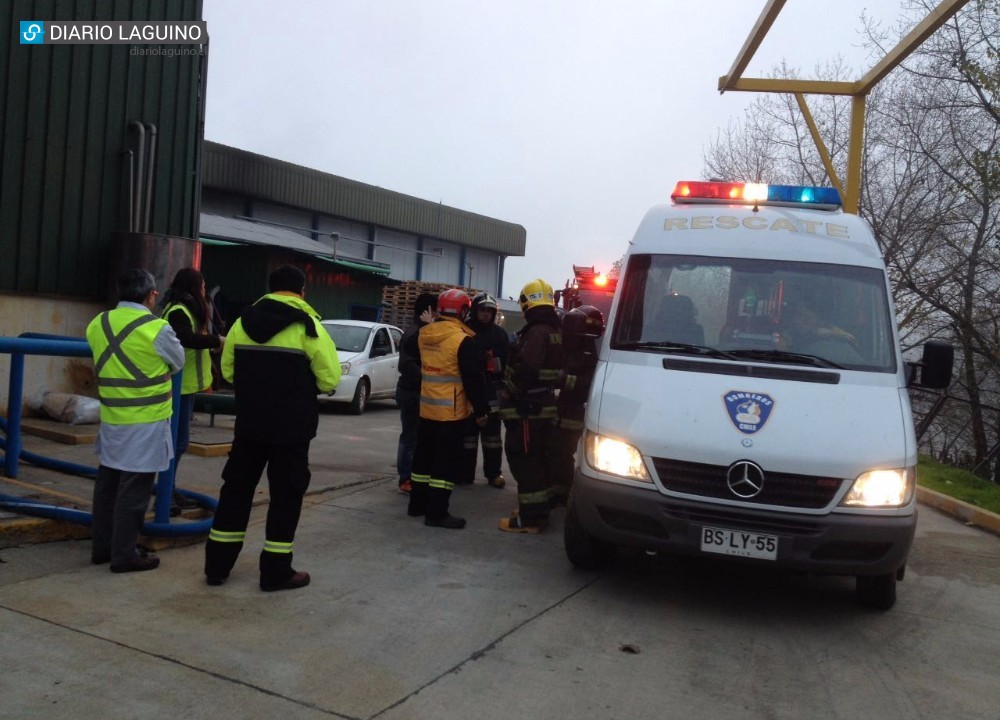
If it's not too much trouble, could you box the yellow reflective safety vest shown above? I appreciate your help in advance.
[86,306,173,425]
[418,317,475,422]
[163,302,211,394]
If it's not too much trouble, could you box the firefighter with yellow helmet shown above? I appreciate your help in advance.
[498,279,564,533]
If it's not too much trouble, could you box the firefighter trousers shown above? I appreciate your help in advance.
[503,417,558,523]
[204,438,311,586]
[461,413,503,483]
[408,417,465,521]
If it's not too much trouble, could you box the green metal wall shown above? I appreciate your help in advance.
[202,245,386,327]
[0,0,204,298]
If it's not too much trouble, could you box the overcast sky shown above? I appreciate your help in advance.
[201,0,895,299]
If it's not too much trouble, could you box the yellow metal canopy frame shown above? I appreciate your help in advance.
[718,0,972,214]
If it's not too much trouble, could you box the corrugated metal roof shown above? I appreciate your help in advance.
[199,213,390,275]
[201,141,526,257]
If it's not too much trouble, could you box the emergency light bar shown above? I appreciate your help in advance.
[671,181,842,210]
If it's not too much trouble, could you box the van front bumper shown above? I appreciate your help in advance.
[571,470,915,577]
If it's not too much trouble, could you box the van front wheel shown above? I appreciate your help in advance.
[564,496,616,570]
[856,572,897,610]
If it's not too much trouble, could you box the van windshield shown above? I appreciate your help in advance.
[610,254,897,373]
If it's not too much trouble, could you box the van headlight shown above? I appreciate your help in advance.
[340,361,351,374]
[584,432,652,483]
[840,468,914,508]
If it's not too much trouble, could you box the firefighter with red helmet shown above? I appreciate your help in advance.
[498,279,564,533]
[461,292,509,488]
[551,304,605,506]
[407,289,490,529]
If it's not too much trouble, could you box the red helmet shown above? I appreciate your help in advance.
[438,289,472,317]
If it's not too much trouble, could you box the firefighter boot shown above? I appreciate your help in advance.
[259,549,310,592]
[424,486,466,529]
[408,476,429,517]
[204,534,243,586]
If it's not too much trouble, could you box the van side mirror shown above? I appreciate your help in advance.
[906,340,953,389]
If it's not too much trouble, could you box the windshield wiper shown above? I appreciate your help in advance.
[613,341,740,360]
[725,348,844,369]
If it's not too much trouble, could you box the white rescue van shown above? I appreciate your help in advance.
[565,181,953,609]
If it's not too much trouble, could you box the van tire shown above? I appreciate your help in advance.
[855,572,897,610]
[350,379,369,415]
[564,495,616,570]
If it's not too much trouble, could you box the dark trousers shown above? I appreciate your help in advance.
[503,418,558,523]
[176,393,195,457]
[395,386,420,483]
[408,417,466,520]
[551,424,582,502]
[204,438,311,585]
[92,465,156,566]
[461,413,503,482]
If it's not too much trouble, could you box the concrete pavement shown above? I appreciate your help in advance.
[3,404,1000,719]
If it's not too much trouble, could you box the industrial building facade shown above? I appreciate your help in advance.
[197,142,525,327]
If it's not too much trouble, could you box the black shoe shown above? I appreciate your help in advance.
[110,555,160,573]
[407,504,426,517]
[261,570,311,592]
[425,514,466,529]
[91,554,110,565]
[173,492,199,509]
[206,575,228,586]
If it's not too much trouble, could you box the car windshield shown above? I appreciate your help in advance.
[610,254,897,373]
[323,324,371,353]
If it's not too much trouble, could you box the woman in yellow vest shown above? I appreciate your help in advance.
[161,268,224,512]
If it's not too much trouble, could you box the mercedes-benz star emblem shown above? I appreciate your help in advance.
[726,461,765,499]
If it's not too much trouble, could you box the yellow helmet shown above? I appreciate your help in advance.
[519,279,555,313]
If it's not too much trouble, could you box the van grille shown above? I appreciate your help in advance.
[651,458,843,509]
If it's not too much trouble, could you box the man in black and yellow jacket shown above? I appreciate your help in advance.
[498,279,564,533]
[406,289,489,529]
[204,265,340,591]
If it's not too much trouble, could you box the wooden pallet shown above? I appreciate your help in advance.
[382,281,481,331]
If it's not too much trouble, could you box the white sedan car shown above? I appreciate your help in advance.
[319,320,403,414]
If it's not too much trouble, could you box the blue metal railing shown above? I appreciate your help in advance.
[0,333,215,535]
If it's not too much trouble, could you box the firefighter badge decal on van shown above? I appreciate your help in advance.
[723,391,774,435]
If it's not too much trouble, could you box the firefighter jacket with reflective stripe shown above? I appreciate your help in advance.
[222,293,341,443]
[163,302,212,395]
[556,334,599,428]
[500,306,564,420]
[86,307,174,425]
[418,317,480,422]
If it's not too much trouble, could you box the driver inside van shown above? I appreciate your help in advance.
[777,304,863,363]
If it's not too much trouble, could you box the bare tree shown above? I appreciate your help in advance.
[863,0,1000,471]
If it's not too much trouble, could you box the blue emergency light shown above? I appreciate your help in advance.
[671,181,842,210]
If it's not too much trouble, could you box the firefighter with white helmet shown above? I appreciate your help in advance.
[407,288,490,529]
[497,279,564,533]
[461,291,509,488]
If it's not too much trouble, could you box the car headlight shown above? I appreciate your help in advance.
[841,467,914,508]
[584,431,652,483]
[340,362,351,374]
